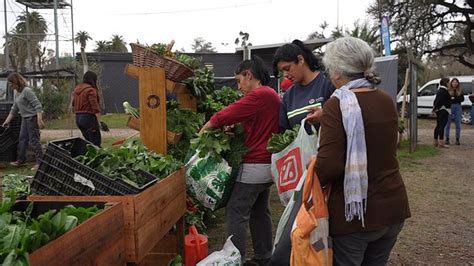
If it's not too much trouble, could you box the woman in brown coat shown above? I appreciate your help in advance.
[315,37,410,265]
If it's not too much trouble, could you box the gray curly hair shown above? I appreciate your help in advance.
[323,37,380,84]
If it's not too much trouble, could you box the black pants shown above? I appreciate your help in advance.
[76,113,101,147]
[332,223,404,266]
[434,109,449,140]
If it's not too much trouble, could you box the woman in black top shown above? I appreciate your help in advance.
[444,78,464,145]
[432,77,451,147]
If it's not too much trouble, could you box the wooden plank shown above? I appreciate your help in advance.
[92,234,126,266]
[137,254,175,266]
[29,202,125,266]
[138,67,167,154]
[175,83,197,112]
[135,169,185,228]
[124,64,140,79]
[135,190,186,262]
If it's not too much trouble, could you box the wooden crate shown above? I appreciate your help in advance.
[28,201,125,266]
[127,116,182,144]
[28,168,186,263]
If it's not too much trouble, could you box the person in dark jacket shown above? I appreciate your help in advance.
[432,77,451,148]
[444,78,464,145]
[315,37,410,265]
[72,71,102,146]
[199,56,280,265]
[2,72,44,171]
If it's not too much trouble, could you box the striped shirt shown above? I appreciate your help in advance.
[279,73,335,132]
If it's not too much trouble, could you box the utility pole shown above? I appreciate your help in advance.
[25,7,32,72]
[54,0,60,68]
[70,0,76,69]
[378,0,384,55]
[3,0,10,70]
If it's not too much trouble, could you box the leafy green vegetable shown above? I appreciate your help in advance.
[184,67,215,100]
[266,124,301,153]
[198,86,242,121]
[1,175,30,201]
[76,139,182,188]
[174,53,201,70]
[0,199,102,265]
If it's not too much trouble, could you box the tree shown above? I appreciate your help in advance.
[7,11,47,72]
[191,37,217,53]
[234,31,252,47]
[367,0,474,68]
[94,40,111,52]
[110,35,128,52]
[307,20,381,54]
[75,31,92,74]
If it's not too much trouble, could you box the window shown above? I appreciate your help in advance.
[0,80,7,101]
[418,84,438,96]
[461,82,473,95]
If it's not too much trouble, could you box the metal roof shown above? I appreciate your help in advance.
[16,0,70,9]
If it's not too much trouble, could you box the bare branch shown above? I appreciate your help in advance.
[424,43,467,54]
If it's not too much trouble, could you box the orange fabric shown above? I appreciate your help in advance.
[290,158,333,266]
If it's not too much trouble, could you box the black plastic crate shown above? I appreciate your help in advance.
[31,137,159,196]
[0,144,17,162]
[0,126,16,153]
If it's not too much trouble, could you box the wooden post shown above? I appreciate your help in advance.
[398,68,410,146]
[125,65,167,154]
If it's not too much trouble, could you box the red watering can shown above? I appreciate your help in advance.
[184,225,208,266]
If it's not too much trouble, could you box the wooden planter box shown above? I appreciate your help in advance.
[25,201,125,266]
[28,168,186,263]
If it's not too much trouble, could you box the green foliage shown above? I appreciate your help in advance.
[267,124,301,153]
[184,67,215,100]
[33,80,70,120]
[0,198,102,265]
[198,86,242,121]
[75,140,182,187]
[1,175,30,201]
[174,53,202,70]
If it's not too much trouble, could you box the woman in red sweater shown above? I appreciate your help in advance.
[200,56,280,265]
[72,71,102,146]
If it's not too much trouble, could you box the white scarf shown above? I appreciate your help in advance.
[331,78,371,226]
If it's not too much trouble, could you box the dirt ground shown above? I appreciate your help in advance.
[388,120,474,264]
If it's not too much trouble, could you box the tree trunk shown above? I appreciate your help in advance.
[81,47,88,74]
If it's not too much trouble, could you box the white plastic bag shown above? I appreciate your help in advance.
[185,152,232,211]
[271,118,318,206]
[197,236,241,266]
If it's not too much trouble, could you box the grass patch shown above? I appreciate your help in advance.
[397,140,439,169]
[45,113,129,129]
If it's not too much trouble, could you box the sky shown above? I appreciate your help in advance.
[1,0,374,55]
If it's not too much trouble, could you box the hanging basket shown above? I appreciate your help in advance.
[166,130,182,145]
[130,43,194,82]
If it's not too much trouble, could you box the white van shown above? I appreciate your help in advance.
[397,75,474,124]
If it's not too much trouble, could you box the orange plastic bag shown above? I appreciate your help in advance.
[290,158,332,266]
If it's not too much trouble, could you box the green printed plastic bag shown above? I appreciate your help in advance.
[185,152,232,211]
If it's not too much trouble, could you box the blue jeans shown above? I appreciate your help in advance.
[75,113,101,147]
[445,103,461,140]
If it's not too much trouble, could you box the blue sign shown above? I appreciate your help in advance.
[381,15,391,56]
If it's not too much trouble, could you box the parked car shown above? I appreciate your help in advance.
[397,76,474,124]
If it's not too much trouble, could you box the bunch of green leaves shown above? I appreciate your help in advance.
[166,101,204,137]
[184,67,215,100]
[1,174,30,201]
[0,195,102,266]
[148,43,167,56]
[76,140,182,188]
[175,53,201,70]
[267,124,301,153]
[221,124,248,169]
[197,86,242,120]
[190,129,231,161]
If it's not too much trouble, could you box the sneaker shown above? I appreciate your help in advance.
[456,140,460,145]
[445,139,450,145]
[10,160,26,167]
[30,164,40,171]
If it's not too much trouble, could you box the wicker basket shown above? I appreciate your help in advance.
[130,43,194,82]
